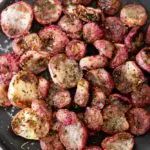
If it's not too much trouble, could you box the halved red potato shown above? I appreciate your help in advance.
[110,44,128,69]
[1,1,33,38]
[0,83,11,107]
[101,132,134,150]
[74,79,89,107]
[52,90,71,108]
[98,0,121,15]
[104,17,128,43]
[108,94,131,113]
[146,25,150,45]
[127,108,150,135]
[124,27,143,52]
[56,109,78,125]
[59,121,87,150]
[80,55,108,70]
[91,87,106,109]
[94,40,115,59]
[0,53,19,85]
[33,0,62,25]
[40,134,65,150]
[11,108,50,140]
[65,40,86,61]
[120,4,148,27]
[131,84,150,107]
[8,71,39,108]
[48,54,82,89]
[83,22,103,43]
[58,15,83,39]
[113,61,145,93]
[12,33,42,56]
[38,77,50,100]
[102,105,129,134]
[85,146,102,150]
[86,69,114,95]
[19,50,50,74]
[84,107,103,131]
[75,5,102,22]
[39,25,69,55]
[71,0,92,5]
[136,47,150,73]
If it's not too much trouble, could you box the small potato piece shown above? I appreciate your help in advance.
[136,47,150,73]
[91,87,106,110]
[84,107,103,131]
[108,94,131,113]
[146,25,150,45]
[12,33,42,56]
[40,134,65,150]
[131,84,150,107]
[85,146,102,150]
[1,1,33,38]
[65,40,86,61]
[20,50,50,74]
[86,69,114,95]
[80,55,108,70]
[0,84,11,107]
[83,22,103,43]
[38,77,50,99]
[33,0,62,25]
[48,54,82,89]
[127,108,150,135]
[94,40,115,59]
[52,91,71,108]
[8,71,39,108]
[101,132,134,150]
[120,4,148,27]
[58,15,83,39]
[71,0,92,5]
[75,5,102,22]
[98,0,121,15]
[110,44,128,69]
[59,121,87,150]
[105,17,128,43]
[74,79,89,107]
[39,25,69,55]
[56,109,78,125]
[102,105,129,134]
[113,61,145,93]
[11,108,50,140]
[0,53,19,85]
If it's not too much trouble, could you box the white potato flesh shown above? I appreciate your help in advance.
[8,71,39,108]
[11,108,49,140]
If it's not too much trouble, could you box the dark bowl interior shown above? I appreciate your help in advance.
[0,0,150,150]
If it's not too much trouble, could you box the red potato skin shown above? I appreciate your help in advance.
[131,84,150,107]
[98,0,121,15]
[94,40,115,59]
[38,77,50,100]
[91,87,106,110]
[136,47,150,73]
[110,44,128,69]
[146,25,150,45]
[80,55,108,70]
[127,108,150,135]
[71,0,92,5]
[39,25,69,55]
[105,17,128,43]
[85,146,102,150]
[84,107,103,131]
[33,0,62,25]
[83,22,103,43]
[65,40,87,61]
[101,132,134,150]
[0,53,19,85]
[1,1,33,38]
